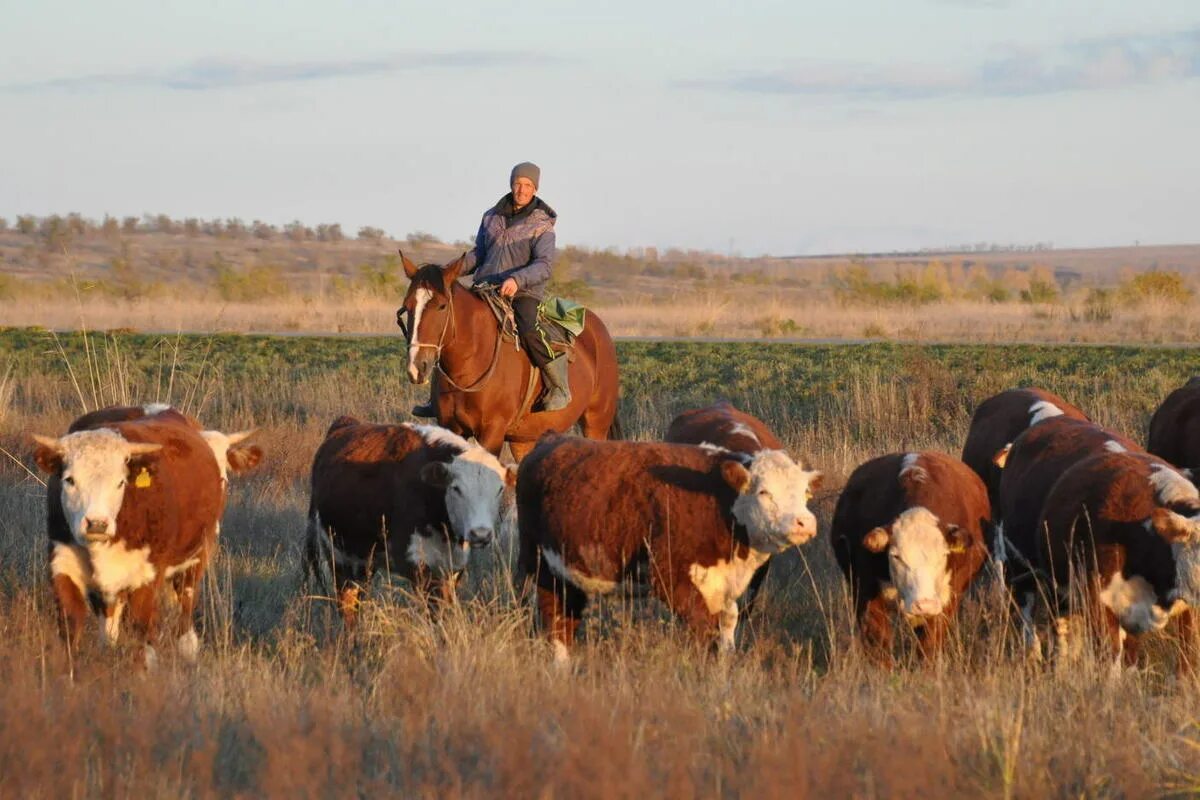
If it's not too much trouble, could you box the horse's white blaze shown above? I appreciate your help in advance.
[885,507,953,617]
[407,288,433,381]
[1098,572,1168,634]
[730,450,820,547]
[1028,400,1064,425]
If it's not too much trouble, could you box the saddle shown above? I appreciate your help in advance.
[474,284,586,357]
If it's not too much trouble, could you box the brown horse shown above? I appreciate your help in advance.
[397,252,620,461]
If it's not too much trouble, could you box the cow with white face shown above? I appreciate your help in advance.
[34,410,232,667]
[304,417,517,626]
[831,452,990,664]
[517,435,822,663]
[1037,452,1200,669]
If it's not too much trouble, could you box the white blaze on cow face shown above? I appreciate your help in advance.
[725,450,821,552]
[865,507,963,617]
[32,429,161,544]
[407,287,434,383]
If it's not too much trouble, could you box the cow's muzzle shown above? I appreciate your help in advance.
[466,527,493,548]
[84,518,111,542]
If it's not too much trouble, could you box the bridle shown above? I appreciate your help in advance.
[401,280,504,394]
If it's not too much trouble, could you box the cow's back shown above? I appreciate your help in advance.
[1148,377,1200,470]
[518,436,737,577]
[308,421,438,559]
[962,388,1088,507]
[665,401,782,454]
[997,416,1140,561]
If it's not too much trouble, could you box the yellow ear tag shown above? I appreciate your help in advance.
[134,468,152,489]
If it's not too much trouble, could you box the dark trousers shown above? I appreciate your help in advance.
[512,295,553,367]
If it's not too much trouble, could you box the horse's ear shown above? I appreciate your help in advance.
[399,250,420,279]
[443,252,467,284]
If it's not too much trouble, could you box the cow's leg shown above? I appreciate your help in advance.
[915,615,949,661]
[414,567,461,610]
[534,561,585,666]
[738,562,772,623]
[49,543,91,652]
[337,580,364,631]
[100,595,126,647]
[126,581,163,670]
[665,569,724,653]
[858,595,895,666]
[171,565,202,663]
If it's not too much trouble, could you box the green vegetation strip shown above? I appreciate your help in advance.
[3,327,1198,412]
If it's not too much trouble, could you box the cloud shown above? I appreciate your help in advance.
[686,29,1200,101]
[2,51,554,93]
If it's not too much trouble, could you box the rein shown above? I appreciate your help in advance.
[409,282,505,394]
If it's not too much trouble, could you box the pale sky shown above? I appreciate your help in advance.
[2,1,1198,255]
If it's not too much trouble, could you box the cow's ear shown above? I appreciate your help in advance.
[126,442,163,471]
[400,250,420,279]
[229,444,263,475]
[944,524,969,554]
[31,434,63,474]
[863,527,890,553]
[420,461,452,488]
[993,443,1012,468]
[720,460,752,494]
[504,464,518,489]
[1151,507,1197,543]
[443,252,467,284]
[807,471,824,493]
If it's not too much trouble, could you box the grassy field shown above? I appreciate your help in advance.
[4,328,1200,796]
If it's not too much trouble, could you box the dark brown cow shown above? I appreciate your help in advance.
[1036,451,1199,667]
[1148,377,1200,473]
[961,387,1089,509]
[993,416,1141,651]
[665,401,790,619]
[517,435,821,664]
[304,418,516,625]
[32,405,257,666]
[831,452,990,663]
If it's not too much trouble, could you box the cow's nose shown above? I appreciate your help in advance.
[790,519,815,543]
[911,598,943,617]
[85,517,108,535]
[467,527,493,548]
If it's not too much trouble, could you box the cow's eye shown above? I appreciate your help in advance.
[757,489,770,497]
[63,476,75,486]
[118,479,126,488]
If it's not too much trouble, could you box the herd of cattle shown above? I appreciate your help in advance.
[26,378,1200,669]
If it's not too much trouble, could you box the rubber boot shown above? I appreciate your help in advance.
[538,354,572,412]
[411,380,438,418]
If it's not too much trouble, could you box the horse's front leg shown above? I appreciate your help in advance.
[475,425,508,458]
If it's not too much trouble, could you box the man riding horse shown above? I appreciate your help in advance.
[412,161,570,417]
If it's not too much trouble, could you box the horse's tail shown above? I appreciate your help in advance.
[607,410,624,441]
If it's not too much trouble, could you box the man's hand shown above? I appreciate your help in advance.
[500,278,519,298]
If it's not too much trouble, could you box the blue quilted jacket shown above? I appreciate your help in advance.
[464,194,557,299]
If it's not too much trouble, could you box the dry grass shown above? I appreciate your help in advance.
[10,289,1200,345]
[4,346,1200,797]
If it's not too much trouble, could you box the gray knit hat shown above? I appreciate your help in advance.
[510,161,540,190]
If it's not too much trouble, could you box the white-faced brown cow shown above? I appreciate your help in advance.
[1037,451,1200,668]
[993,416,1142,647]
[304,417,516,625]
[830,452,990,664]
[665,400,794,620]
[1148,377,1200,475]
[517,434,822,664]
[33,405,259,666]
[961,387,1089,511]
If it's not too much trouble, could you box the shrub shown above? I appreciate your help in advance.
[1082,288,1115,322]
[1119,270,1193,305]
[406,231,442,246]
[357,256,405,299]
[211,257,290,301]
[1020,277,1059,304]
[358,226,387,243]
